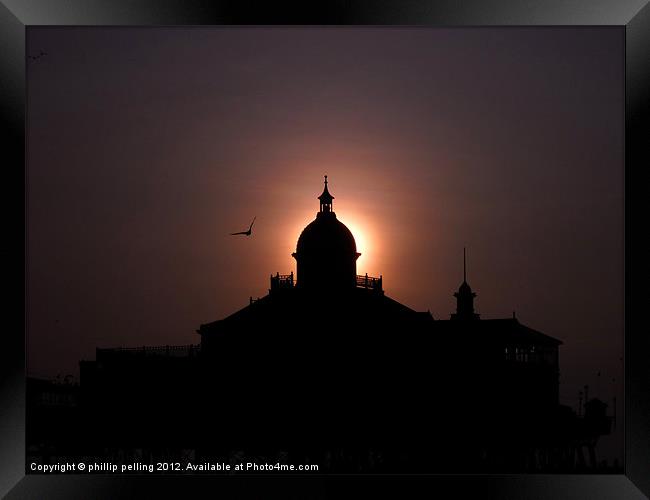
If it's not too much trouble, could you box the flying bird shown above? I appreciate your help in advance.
[230,216,256,236]
[28,50,48,63]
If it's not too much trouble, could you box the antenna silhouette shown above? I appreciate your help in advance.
[463,247,467,282]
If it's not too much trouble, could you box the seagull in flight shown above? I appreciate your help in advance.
[28,50,48,63]
[230,216,256,236]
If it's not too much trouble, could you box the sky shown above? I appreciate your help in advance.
[27,27,623,459]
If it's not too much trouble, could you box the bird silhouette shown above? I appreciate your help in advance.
[28,50,48,63]
[230,216,256,236]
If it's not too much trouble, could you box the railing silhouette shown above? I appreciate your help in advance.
[503,346,555,365]
[97,344,200,358]
[268,271,382,292]
[270,271,294,291]
[356,273,383,292]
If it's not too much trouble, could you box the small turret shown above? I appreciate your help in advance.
[318,175,334,214]
[451,248,480,320]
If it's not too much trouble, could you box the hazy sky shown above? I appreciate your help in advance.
[27,28,623,453]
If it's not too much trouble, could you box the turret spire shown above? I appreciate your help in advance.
[463,247,467,283]
[451,247,479,320]
[318,174,334,213]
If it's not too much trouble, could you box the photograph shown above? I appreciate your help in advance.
[26,26,624,475]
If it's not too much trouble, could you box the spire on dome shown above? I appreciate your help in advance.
[318,175,334,213]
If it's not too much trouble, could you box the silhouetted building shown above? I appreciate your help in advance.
[28,176,614,472]
[195,177,566,470]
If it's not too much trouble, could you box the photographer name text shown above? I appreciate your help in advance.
[30,461,319,473]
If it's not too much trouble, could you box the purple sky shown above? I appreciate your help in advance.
[27,27,623,458]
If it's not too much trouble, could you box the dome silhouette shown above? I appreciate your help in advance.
[296,212,357,256]
[292,176,361,290]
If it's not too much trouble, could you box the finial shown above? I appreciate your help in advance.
[324,174,328,186]
[463,247,467,283]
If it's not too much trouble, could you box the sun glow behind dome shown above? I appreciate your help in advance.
[283,208,380,279]
[275,173,386,284]
[336,215,376,274]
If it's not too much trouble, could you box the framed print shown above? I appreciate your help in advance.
[2,0,649,498]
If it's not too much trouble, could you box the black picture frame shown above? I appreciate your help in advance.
[2,1,648,498]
